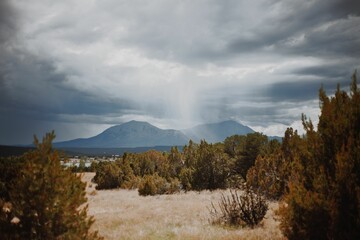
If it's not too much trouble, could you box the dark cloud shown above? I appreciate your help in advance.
[293,64,355,79]
[278,17,360,58]
[227,0,360,59]
[264,76,351,103]
[1,0,359,143]
[0,0,17,45]
[329,0,360,17]
[0,48,140,144]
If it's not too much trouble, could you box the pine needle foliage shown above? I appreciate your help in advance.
[280,71,360,240]
[0,132,102,240]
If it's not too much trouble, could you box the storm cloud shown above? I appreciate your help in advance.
[1,0,359,144]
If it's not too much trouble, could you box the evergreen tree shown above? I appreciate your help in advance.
[0,132,102,240]
[235,132,268,180]
[192,141,231,190]
[280,71,360,240]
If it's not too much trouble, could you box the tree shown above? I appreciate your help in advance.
[93,162,122,190]
[235,133,268,180]
[0,132,101,239]
[168,146,183,178]
[246,130,300,200]
[192,141,232,190]
[280,71,360,240]
[224,135,246,158]
[246,152,287,200]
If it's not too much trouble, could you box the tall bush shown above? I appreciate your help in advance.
[280,72,360,239]
[0,132,101,239]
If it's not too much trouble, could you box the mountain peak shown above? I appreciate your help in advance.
[104,120,159,133]
[54,120,188,148]
[213,120,243,126]
[124,120,151,125]
[53,120,256,148]
[182,120,254,143]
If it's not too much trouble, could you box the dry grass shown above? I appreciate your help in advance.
[82,173,284,240]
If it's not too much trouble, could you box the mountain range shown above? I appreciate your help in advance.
[182,120,254,143]
[53,120,264,148]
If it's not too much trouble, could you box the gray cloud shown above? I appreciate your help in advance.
[1,0,359,144]
[0,0,17,46]
[227,0,360,58]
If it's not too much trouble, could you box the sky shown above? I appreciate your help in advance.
[1,0,359,145]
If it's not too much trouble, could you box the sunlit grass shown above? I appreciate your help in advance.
[82,173,283,240]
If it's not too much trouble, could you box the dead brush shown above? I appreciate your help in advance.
[209,187,268,228]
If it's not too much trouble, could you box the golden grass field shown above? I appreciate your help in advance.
[82,172,284,240]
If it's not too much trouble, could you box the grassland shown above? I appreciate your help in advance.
[82,173,284,240]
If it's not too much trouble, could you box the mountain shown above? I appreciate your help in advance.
[182,120,255,143]
[54,120,268,149]
[54,121,189,148]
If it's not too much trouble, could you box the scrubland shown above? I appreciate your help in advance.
[82,173,284,240]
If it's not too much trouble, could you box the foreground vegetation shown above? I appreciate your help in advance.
[0,71,358,239]
[0,133,102,239]
[92,71,360,238]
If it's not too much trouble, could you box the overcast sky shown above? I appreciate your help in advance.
[1,0,359,145]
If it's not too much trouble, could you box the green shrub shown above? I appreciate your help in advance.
[138,175,158,196]
[138,174,180,196]
[179,167,193,191]
[121,175,142,189]
[93,162,122,190]
[0,132,102,240]
[0,156,24,201]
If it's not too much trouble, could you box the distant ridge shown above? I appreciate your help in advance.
[182,120,255,143]
[53,120,278,149]
[54,120,189,148]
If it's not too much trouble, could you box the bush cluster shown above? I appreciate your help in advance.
[138,174,180,196]
[93,159,134,190]
[93,132,272,196]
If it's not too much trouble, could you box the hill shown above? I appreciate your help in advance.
[52,120,279,150]
[54,121,189,148]
[182,120,255,143]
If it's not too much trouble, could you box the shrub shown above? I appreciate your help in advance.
[179,167,193,191]
[138,175,158,196]
[167,178,181,194]
[279,72,360,239]
[138,174,181,196]
[246,152,289,200]
[0,132,102,239]
[0,156,24,201]
[209,186,268,228]
[235,133,268,180]
[121,175,142,190]
[93,159,135,190]
[192,141,232,190]
[93,162,122,190]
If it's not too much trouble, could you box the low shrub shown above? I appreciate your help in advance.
[209,186,268,228]
[121,176,142,190]
[166,178,181,194]
[138,174,181,196]
[138,175,159,196]
[93,162,122,190]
